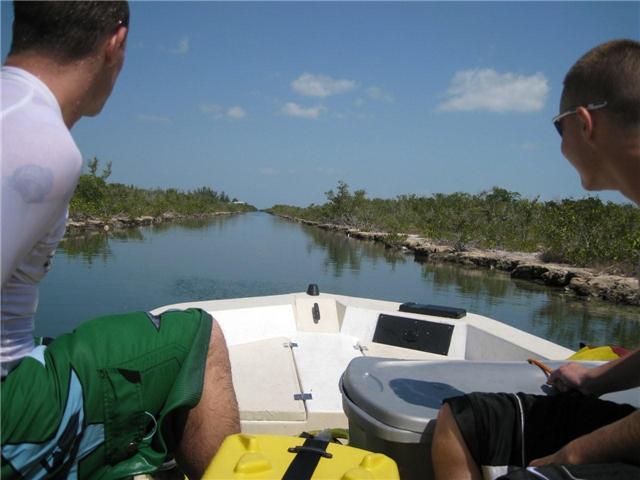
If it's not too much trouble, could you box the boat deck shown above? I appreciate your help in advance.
[157,291,576,435]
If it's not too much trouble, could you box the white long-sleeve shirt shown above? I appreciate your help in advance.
[1,66,82,376]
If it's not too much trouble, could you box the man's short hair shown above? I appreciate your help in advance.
[10,1,129,62]
[562,39,640,127]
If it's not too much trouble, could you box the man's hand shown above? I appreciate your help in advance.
[529,442,582,467]
[546,362,593,394]
[548,348,640,397]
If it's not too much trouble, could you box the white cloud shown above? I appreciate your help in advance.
[137,114,170,124]
[259,167,279,176]
[366,86,394,103]
[292,73,357,98]
[227,106,247,119]
[200,104,247,120]
[437,69,549,113]
[170,37,189,55]
[280,102,327,119]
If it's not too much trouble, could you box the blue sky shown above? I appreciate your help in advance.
[2,1,639,208]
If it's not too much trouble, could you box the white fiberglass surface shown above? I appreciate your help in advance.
[464,317,574,361]
[212,304,297,346]
[229,337,306,422]
[340,307,381,340]
[291,331,363,414]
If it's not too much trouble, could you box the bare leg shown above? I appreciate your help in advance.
[432,404,482,480]
[176,319,240,479]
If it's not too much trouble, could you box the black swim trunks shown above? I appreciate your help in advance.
[444,391,637,479]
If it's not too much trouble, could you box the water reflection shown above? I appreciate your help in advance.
[421,260,511,300]
[59,216,240,264]
[530,293,640,349]
[150,215,242,234]
[59,228,145,264]
[300,224,406,277]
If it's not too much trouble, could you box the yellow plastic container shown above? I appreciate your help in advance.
[202,434,400,479]
[568,345,621,361]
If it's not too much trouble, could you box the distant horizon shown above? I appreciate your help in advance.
[2,1,638,209]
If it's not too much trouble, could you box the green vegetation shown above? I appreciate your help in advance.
[267,181,640,272]
[70,158,256,218]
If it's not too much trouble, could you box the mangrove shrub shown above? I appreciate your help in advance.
[267,182,639,272]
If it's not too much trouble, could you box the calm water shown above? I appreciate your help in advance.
[38,212,639,349]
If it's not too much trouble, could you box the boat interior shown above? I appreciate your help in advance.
[156,288,578,435]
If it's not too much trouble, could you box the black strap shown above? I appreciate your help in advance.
[281,437,332,480]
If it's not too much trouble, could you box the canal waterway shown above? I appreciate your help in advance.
[38,212,639,349]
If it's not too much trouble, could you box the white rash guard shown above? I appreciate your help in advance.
[1,66,82,377]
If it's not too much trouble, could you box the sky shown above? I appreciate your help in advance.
[2,1,639,209]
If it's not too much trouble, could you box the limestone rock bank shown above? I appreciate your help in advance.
[66,211,235,232]
[276,215,639,306]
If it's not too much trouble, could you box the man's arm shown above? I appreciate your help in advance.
[530,410,640,466]
[530,349,640,466]
[547,347,640,396]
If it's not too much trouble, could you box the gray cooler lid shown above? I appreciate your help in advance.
[341,357,640,434]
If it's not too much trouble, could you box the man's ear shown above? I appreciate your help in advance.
[576,106,595,142]
[104,26,128,66]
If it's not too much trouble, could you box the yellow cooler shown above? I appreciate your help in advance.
[202,433,400,479]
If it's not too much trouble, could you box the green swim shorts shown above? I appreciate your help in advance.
[1,308,213,479]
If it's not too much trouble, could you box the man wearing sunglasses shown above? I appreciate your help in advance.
[1,2,239,479]
[432,39,640,480]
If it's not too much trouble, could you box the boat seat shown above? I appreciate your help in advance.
[228,337,306,422]
[342,357,640,438]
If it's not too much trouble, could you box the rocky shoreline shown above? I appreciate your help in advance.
[66,211,238,232]
[275,214,640,307]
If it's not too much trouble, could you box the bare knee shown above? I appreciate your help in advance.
[432,403,481,480]
[432,403,457,455]
[435,403,456,433]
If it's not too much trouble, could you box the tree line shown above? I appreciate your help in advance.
[70,157,256,218]
[267,181,640,273]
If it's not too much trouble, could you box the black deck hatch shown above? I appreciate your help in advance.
[372,314,454,355]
